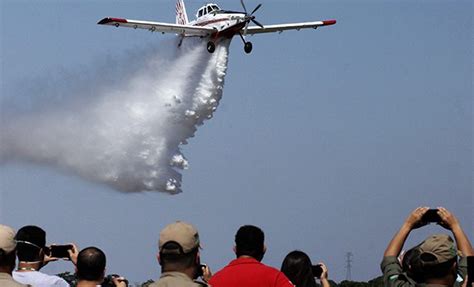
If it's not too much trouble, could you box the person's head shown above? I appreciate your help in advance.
[158,221,201,277]
[0,225,17,273]
[234,225,266,261]
[281,250,317,287]
[76,247,106,283]
[15,225,46,263]
[401,246,424,282]
[411,234,458,285]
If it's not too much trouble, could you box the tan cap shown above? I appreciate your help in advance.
[159,221,200,254]
[418,234,457,266]
[0,225,17,254]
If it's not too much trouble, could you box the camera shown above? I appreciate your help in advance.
[195,263,207,278]
[312,264,323,278]
[421,209,442,223]
[102,274,128,287]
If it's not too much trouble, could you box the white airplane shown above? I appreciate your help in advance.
[98,0,336,54]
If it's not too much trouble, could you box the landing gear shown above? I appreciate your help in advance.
[207,41,215,53]
[244,42,253,54]
[239,32,253,54]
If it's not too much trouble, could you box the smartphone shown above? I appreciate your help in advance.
[196,264,207,277]
[467,256,474,285]
[49,245,73,259]
[312,264,323,278]
[421,209,441,223]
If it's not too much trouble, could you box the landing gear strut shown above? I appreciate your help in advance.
[207,41,215,53]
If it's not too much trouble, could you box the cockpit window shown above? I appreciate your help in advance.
[198,4,221,17]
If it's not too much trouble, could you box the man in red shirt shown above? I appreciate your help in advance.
[209,225,294,287]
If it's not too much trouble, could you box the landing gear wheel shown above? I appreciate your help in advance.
[244,42,253,54]
[207,41,215,53]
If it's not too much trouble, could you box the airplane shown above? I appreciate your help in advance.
[98,0,336,54]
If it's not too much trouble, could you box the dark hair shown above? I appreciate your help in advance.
[15,225,46,261]
[281,250,317,287]
[402,247,423,282]
[160,242,199,271]
[419,257,457,281]
[235,225,265,261]
[0,248,16,269]
[76,247,106,281]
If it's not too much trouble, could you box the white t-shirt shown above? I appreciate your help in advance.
[12,271,69,287]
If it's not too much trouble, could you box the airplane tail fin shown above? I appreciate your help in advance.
[176,0,189,25]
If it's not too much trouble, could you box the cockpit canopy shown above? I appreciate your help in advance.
[197,3,220,18]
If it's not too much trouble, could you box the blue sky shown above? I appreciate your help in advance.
[1,0,472,283]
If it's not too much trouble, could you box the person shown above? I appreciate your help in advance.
[209,225,293,287]
[75,246,127,287]
[12,225,72,287]
[0,224,28,287]
[280,250,330,287]
[150,221,211,287]
[381,206,473,287]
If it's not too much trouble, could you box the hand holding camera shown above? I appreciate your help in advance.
[312,263,329,280]
[196,263,212,282]
[42,243,79,267]
[102,274,129,287]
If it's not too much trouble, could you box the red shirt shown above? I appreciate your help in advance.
[209,257,294,287]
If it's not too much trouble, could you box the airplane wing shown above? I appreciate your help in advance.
[97,17,216,37]
[245,20,336,35]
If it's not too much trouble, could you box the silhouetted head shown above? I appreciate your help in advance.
[410,234,458,285]
[281,250,317,287]
[235,225,265,261]
[15,225,46,262]
[76,247,106,282]
[158,221,201,276]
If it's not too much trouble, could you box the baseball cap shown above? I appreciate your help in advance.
[159,221,200,254]
[417,234,457,267]
[0,224,17,254]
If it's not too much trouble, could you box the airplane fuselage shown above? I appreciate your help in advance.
[191,12,248,38]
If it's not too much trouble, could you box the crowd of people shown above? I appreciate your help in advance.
[0,206,472,287]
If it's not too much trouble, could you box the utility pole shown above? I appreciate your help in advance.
[345,252,353,281]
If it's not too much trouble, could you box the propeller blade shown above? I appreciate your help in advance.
[252,19,264,28]
[250,4,262,15]
[240,0,248,14]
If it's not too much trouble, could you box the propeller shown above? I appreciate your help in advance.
[240,0,264,35]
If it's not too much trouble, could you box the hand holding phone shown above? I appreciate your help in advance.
[421,209,442,223]
[49,245,73,259]
[199,264,212,282]
[196,263,207,277]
